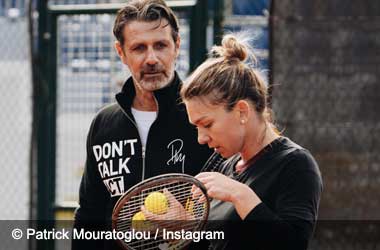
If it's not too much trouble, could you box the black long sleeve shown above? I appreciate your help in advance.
[206,137,323,250]
[244,152,322,249]
[72,119,109,250]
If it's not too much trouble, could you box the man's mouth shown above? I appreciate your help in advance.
[143,72,163,77]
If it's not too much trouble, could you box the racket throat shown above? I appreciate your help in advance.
[141,146,146,181]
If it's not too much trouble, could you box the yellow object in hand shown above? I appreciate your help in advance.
[185,198,194,214]
[144,191,168,214]
[131,211,152,231]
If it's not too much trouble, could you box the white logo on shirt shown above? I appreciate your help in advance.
[92,139,138,197]
[166,139,186,171]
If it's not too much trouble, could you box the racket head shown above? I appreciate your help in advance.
[112,173,210,250]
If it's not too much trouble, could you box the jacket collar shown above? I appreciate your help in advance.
[115,71,182,115]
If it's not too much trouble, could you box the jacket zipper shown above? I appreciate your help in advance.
[119,96,159,182]
[141,97,159,180]
[141,146,146,182]
[119,108,145,182]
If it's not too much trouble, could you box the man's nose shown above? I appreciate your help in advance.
[197,129,210,145]
[145,47,158,65]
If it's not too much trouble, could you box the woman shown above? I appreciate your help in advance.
[180,33,323,250]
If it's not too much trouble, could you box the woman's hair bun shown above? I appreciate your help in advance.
[221,34,248,61]
[209,33,255,63]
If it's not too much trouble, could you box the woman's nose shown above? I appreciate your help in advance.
[197,129,210,145]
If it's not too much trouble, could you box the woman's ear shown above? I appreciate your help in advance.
[235,100,250,124]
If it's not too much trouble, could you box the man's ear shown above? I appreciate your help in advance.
[115,41,127,64]
[175,34,181,58]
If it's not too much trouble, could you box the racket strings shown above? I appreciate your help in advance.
[117,182,196,212]
[117,193,206,219]
[119,182,204,209]
[114,178,208,250]
[128,237,182,250]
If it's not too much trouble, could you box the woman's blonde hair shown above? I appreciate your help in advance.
[181,32,273,123]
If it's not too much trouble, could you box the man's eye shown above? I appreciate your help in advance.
[155,43,166,49]
[132,45,145,51]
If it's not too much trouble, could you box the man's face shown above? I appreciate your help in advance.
[115,20,180,91]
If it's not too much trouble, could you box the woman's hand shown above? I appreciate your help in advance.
[141,189,194,221]
[140,189,196,232]
[194,172,262,219]
[193,172,241,202]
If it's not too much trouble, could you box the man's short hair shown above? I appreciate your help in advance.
[113,0,180,45]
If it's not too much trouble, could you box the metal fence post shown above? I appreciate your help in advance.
[213,0,224,46]
[30,0,57,249]
[190,0,208,71]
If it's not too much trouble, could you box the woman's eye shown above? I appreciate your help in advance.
[204,123,212,129]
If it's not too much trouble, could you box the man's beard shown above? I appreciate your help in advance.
[139,64,175,91]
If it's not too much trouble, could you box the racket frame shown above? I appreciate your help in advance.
[112,173,210,250]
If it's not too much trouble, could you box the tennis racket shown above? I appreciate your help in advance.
[200,151,225,173]
[112,173,210,250]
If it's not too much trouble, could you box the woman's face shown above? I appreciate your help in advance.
[185,98,246,158]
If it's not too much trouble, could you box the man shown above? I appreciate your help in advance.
[72,0,212,249]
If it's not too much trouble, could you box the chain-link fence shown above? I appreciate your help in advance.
[0,3,31,250]
[0,9,31,221]
[271,0,380,249]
